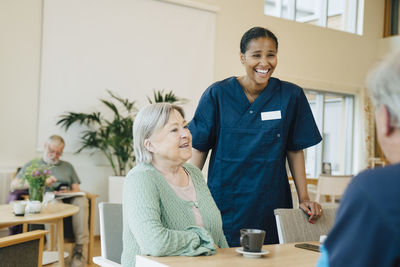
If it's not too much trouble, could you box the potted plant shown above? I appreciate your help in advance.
[147,89,188,105]
[57,90,137,176]
[57,89,187,203]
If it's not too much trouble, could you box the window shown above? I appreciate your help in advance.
[384,0,400,36]
[304,90,354,177]
[264,0,364,35]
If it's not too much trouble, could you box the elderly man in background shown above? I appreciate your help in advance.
[10,135,89,267]
[317,52,400,266]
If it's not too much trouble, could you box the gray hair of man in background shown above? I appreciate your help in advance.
[366,50,400,129]
[47,135,65,146]
[133,103,185,164]
[43,135,65,165]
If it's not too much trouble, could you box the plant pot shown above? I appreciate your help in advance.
[108,176,125,203]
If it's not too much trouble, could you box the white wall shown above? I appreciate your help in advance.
[0,0,42,168]
[0,0,392,235]
[377,35,400,58]
[37,0,216,152]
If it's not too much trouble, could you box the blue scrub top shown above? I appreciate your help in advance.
[189,77,322,246]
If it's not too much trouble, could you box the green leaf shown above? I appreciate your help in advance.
[56,89,185,176]
[147,89,188,104]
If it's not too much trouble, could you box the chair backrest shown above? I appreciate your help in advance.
[0,230,47,267]
[99,202,123,264]
[274,208,337,244]
[315,175,353,203]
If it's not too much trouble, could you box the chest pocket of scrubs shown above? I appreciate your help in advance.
[218,123,281,162]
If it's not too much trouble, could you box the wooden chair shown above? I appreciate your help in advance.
[52,191,98,264]
[85,191,97,264]
[315,174,353,204]
[274,208,336,244]
[0,230,48,267]
[288,177,319,208]
[20,191,97,264]
[368,157,387,168]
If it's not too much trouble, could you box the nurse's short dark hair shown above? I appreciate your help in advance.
[133,103,185,164]
[240,27,278,54]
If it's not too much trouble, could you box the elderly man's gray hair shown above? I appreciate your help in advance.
[133,103,185,164]
[366,50,400,129]
[47,135,65,146]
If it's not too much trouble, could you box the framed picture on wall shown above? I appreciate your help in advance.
[322,162,332,175]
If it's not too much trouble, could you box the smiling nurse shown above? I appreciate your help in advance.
[189,27,323,246]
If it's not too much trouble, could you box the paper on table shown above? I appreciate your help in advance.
[55,191,85,200]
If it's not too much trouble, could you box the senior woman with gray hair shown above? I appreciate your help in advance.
[316,51,400,267]
[121,103,228,266]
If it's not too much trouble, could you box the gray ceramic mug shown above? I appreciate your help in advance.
[240,229,266,252]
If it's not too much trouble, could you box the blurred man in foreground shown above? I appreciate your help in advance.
[317,51,400,266]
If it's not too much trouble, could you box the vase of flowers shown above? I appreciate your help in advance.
[23,160,52,202]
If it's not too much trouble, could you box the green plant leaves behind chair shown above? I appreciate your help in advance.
[57,90,137,176]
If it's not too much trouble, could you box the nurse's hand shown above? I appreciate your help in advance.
[299,200,323,224]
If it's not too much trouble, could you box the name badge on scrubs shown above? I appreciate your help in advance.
[261,110,281,121]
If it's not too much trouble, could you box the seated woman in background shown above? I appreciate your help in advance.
[121,103,228,266]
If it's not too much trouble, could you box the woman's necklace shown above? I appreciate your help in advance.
[243,86,256,103]
[238,76,262,103]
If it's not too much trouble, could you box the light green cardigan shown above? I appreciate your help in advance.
[121,162,228,266]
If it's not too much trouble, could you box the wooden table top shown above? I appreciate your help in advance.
[139,242,320,267]
[0,202,79,228]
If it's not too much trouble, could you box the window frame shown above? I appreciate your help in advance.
[304,89,355,177]
[264,0,364,35]
[384,0,400,37]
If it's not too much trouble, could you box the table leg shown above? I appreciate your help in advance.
[22,223,27,232]
[57,219,65,267]
[49,224,55,251]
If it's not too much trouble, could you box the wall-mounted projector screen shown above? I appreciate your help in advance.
[38,0,216,151]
